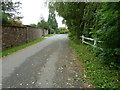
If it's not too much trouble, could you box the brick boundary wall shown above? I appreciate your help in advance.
[1,25,48,51]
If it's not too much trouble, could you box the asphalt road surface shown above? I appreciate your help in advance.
[2,34,85,88]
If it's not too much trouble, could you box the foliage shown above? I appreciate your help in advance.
[2,12,11,24]
[70,40,119,88]
[37,19,49,30]
[30,24,37,27]
[53,2,120,87]
[2,1,21,13]
[1,0,22,25]
[48,2,58,34]
[54,2,85,40]
[30,18,50,30]
[82,3,102,37]
[54,2,120,68]
[91,2,120,68]
[57,27,68,34]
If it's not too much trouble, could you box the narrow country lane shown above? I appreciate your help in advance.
[2,34,85,88]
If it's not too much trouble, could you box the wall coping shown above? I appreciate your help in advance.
[2,25,26,28]
[2,25,48,31]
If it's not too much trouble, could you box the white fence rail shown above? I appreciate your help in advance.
[80,35,100,47]
[80,35,103,50]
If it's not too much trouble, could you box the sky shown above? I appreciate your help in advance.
[16,0,65,27]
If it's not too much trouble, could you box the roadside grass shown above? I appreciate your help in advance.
[0,34,56,57]
[45,34,56,37]
[69,39,119,88]
[0,37,45,57]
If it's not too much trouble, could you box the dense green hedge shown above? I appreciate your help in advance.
[54,2,120,69]
[92,2,120,69]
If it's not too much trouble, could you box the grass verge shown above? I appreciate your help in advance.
[45,34,56,37]
[0,37,45,57]
[69,39,119,88]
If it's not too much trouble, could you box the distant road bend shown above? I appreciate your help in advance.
[2,34,85,88]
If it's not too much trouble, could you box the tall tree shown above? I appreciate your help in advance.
[54,2,120,67]
[53,2,85,40]
[82,2,102,37]
[1,0,22,25]
[48,2,58,34]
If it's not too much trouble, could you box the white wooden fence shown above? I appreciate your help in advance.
[80,35,102,47]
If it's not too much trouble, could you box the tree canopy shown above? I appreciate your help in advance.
[54,2,85,39]
[1,0,22,25]
[37,19,49,30]
[52,2,120,68]
[48,2,58,33]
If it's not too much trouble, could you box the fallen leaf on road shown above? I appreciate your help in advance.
[75,74,79,77]
[32,82,35,84]
[20,83,22,85]
[67,78,72,81]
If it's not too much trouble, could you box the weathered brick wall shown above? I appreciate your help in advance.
[0,26,2,52]
[26,26,44,42]
[43,29,49,36]
[2,26,27,51]
[2,26,48,51]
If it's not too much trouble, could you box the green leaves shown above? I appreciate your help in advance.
[48,2,58,34]
[1,1,22,25]
[37,19,49,30]
[53,2,85,40]
[93,3,120,69]
[54,2,120,87]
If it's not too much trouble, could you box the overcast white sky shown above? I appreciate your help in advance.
[15,0,65,27]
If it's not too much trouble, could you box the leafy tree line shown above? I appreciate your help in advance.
[57,27,68,34]
[1,1,59,34]
[30,3,59,34]
[30,17,57,34]
[54,2,86,39]
[48,2,58,34]
[31,2,69,34]
[52,2,120,68]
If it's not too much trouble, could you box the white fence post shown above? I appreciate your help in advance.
[94,40,97,46]
[82,35,84,43]
[80,35,101,47]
